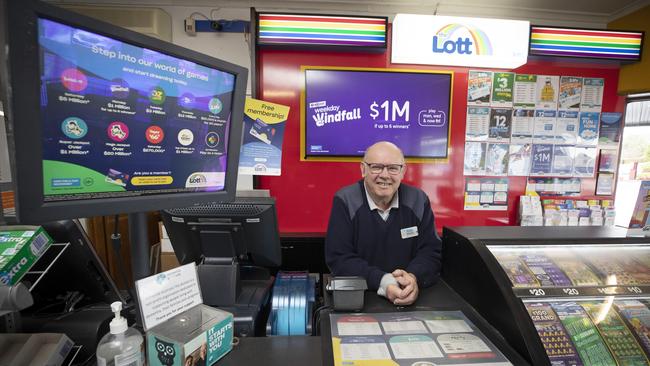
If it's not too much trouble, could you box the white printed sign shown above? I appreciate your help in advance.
[135,263,203,331]
[392,14,529,68]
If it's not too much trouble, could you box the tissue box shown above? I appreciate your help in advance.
[0,226,53,285]
[147,305,233,366]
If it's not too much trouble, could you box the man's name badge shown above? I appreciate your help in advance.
[401,226,418,239]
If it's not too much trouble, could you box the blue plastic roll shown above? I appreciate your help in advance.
[269,271,315,336]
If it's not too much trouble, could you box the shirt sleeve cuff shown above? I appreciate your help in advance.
[376,273,398,297]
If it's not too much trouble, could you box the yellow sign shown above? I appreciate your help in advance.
[131,176,173,186]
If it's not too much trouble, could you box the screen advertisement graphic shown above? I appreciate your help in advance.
[302,68,452,160]
[39,18,236,201]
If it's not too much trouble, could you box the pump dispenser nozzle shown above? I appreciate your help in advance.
[109,301,128,334]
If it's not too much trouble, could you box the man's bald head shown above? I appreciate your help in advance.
[363,141,405,163]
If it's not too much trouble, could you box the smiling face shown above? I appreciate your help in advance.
[361,141,406,209]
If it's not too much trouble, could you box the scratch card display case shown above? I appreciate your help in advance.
[443,226,650,365]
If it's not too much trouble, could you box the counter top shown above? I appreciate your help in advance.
[218,279,528,365]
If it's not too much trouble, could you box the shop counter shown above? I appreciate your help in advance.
[218,278,527,365]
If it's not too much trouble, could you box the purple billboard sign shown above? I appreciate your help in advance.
[303,68,452,159]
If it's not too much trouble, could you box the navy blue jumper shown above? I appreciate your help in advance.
[325,180,442,291]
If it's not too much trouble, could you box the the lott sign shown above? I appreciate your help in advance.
[392,14,530,69]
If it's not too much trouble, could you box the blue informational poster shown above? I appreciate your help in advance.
[598,112,623,147]
[238,98,289,176]
[530,144,554,176]
[577,112,600,146]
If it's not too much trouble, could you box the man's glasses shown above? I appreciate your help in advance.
[363,162,403,175]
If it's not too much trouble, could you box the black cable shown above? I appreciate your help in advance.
[311,304,331,336]
[65,292,85,312]
[314,311,322,336]
[30,300,67,317]
[30,291,80,317]
[63,291,78,312]
[31,300,107,320]
[111,215,137,305]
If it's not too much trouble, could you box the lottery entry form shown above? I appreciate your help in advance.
[330,311,513,366]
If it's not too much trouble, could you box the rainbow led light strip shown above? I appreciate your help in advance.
[257,13,387,47]
[530,26,643,61]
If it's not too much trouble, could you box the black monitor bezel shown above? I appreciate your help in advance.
[1,0,247,224]
[161,196,282,268]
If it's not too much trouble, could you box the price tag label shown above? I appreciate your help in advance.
[528,288,545,296]
[562,288,579,296]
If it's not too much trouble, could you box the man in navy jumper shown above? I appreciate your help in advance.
[325,141,442,306]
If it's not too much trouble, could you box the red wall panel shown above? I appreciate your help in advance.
[257,48,624,234]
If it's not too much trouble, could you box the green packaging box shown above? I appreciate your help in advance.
[0,226,53,286]
[147,305,233,366]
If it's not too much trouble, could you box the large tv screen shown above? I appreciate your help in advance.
[40,18,236,200]
[1,0,247,223]
[302,67,453,160]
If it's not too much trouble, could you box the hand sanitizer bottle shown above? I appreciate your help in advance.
[97,301,145,366]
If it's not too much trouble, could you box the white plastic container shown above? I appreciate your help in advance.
[96,302,145,366]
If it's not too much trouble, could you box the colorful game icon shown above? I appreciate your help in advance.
[205,132,220,148]
[149,86,166,105]
[105,168,129,187]
[107,121,129,142]
[61,117,88,139]
[179,93,195,109]
[146,126,164,144]
[208,97,223,114]
[60,68,88,92]
[109,78,130,99]
[177,129,194,146]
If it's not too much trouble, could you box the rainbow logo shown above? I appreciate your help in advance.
[433,24,493,55]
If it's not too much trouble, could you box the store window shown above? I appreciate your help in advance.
[619,97,650,181]
[615,95,650,228]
